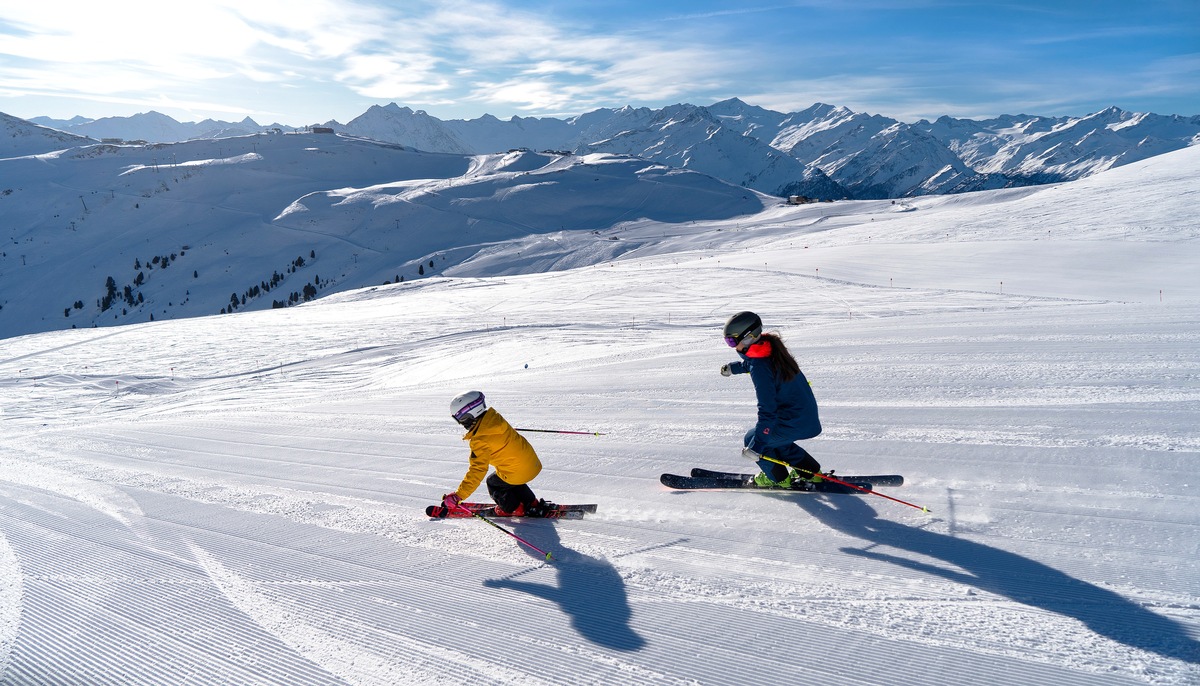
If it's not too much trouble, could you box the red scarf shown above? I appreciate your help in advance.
[745,340,772,358]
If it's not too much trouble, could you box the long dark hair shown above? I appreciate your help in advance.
[759,333,800,383]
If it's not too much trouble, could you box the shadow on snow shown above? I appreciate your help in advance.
[483,523,645,652]
[796,494,1200,665]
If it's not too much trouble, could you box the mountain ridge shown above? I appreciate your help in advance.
[18,101,1199,200]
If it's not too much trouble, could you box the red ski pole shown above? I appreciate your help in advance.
[762,455,931,513]
[454,503,554,562]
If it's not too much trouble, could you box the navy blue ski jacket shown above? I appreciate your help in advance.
[728,342,822,451]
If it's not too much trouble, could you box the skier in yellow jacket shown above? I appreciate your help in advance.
[442,390,552,517]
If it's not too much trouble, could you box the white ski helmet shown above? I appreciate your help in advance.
[450,390,487,426]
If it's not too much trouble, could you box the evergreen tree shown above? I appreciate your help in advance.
[101,276,117,312]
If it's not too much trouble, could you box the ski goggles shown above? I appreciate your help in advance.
[452,396,485,422]
[725,332,757,347]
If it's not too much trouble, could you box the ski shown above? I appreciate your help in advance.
[661,472,870,494]
[426,502,596,519]
[690,467,904,487]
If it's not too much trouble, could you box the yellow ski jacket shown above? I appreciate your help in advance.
[454,408,542,500]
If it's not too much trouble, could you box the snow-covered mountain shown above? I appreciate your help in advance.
[337,100,1200,199]
[0,139,1197,685]
[0,131,768,340]
[442,111,581,154]
[340,102,844,199]
[21,102,1200,199]
[27,111,296,143]
[767,104,977,198]
[27,114,94,130]
[708,96,791,140]
[66,111,207,142]
[6,99,1200,341]
[915,106,1200,179]
[578,103,836,198]
[342,104,474,155]
[1,112,95,157]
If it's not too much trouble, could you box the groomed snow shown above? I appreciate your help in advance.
[0,146,1198,684]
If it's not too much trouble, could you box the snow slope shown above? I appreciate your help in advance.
[0,146,1197,684]
[0,112,93,157]
[0,133,766,340]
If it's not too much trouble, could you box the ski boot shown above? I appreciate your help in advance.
[752,472,793,489]
[493,502,526,517]
[791,466,831,483]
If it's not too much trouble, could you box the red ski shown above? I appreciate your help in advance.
[426,501,596,519]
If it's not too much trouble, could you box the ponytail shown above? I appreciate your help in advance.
[760,333,800,383]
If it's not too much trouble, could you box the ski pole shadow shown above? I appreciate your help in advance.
[795,494,1200,665]
[483,523,646,652]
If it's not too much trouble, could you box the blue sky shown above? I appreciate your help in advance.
[0,0,1196,125]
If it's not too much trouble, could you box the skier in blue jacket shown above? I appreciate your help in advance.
[720,311,823,487]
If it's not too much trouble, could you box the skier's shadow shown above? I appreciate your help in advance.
[483,523,647,651]
[796,494,1200,664]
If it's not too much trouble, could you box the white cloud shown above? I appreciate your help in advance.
[523,61,597,77]
[2,0,1192,123]
[0,0,762,119]
[338,53,452,99]
[0,2,259,64]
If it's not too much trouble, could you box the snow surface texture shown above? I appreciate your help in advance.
[0,146,1198,684]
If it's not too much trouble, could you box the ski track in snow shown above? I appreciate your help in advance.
[1,149,1199,683]
[0,532,20,678]
[191,545,547,686]
[2,295,1197,684]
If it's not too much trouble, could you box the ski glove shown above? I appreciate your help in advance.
[442,492,462,512]
[720,364,732,377]
[741,446,763,462]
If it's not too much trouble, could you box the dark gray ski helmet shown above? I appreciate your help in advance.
[723,311,763,347]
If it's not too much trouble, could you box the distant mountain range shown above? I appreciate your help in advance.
[14,99,1200,200]
[28,111,296,145]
